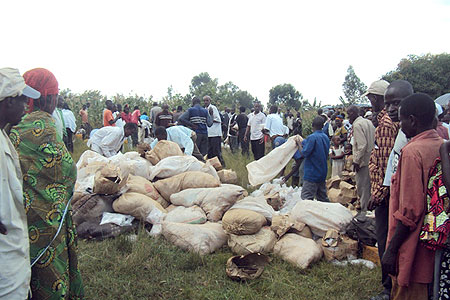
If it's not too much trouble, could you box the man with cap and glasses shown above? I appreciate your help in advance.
[0,68,40,299]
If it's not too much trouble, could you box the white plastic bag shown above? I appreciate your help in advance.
[100,212,134,226]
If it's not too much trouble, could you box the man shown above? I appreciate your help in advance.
[155,103,173,128]
[53,95,66,140]
[264,105,287,148]
[244,102,266,160]
[293,112,303,136]
[150,102,162,133]
[334,115,348,144]
[173,105,183,122]
[362,80,394,300]
[79,104,91,139]
[286,111,294,134]
[87,123,137,157]
[61,101,76,153]
[0,68,40,299]
[347,105,375,212]
[321,112,334,139]
[236,106,249,155]
[297,116,330,201]
[382,93,442,300]
[222,107,230,141]
[204,95,224,165]
[228,107,239,153]
[103,99,120,127]
[151,126,204,161]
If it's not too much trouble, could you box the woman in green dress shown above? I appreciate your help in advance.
[10,68,84,299]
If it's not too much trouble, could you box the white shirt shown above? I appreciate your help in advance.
[264,113,285,137]
[0,130,30,300]
[383,130,409,186]
[87,126,125,157]
[206,104,222,137]
[286,116,294,130]
[150,126,194,155]
[62,109,77,133]
[114,111,125,128]
[248,112,266,140]
[52,108,64,139]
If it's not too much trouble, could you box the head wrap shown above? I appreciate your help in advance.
[23,68,58,113]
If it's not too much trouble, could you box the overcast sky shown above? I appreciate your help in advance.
[2,0,450,105]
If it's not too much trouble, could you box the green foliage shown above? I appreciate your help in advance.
[162,85,191,110]
[269,83,302,110]
[382,53,450,99]
[342,66,368,105]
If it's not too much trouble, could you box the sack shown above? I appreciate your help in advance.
[170,184,246,222]
[271,215,312,239]
[273,233,323,269]
[164,206,207,224]
[93,163,127,195]
[217,169,238,184]
[116,155,153,180]
[125,174,168,208]
[76,150,107,169]
[72,194,117,225]
[112,192,167,221]
[226,253,271,281]
[326,176,341,190]
[290,200,353,236]
[206,157,222,171]
[145,140,183,165]
[74,162,105,195]
[345,213,377,246]
[229,196,277,222]
[228,226,277,255]
[162,222,227,255]
[154,171,221,201]
[200,161,220,181]
[149,155,204,180]
[77,221,136,240]
[246,135,303,186]
[222,209,267,235]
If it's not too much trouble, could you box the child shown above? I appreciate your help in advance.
[344,143,354,172]
[330,135,345,177]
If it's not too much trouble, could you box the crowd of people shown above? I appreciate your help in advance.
[2,66,450,300]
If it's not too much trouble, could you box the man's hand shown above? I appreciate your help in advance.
[381,248,397,276]
[353,163,360,172]
[259,137,264,144]
[209,107,214,116]
[367,197,378,211]
[0,221,7,235]
[243,135,248,142]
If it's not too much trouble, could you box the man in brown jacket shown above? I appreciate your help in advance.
[347,105,375,212]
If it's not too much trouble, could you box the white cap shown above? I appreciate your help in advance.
[364,111,373,118]
[435,103,443,117]
[0,68,40,102]
[363,80,389,97]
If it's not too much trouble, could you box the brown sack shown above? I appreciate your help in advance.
[327,188,341,204]
[154,171,220,201]
[72,194,117,225]
[228,227,277,255]
[207,157,222,171]
[217,169,238,184]
[326,176,341,190]
[145,140,184,165]
[289,222,313,239]
[363,245,380,266]
[271,215,293,238]
[226,253,271,281]
[321,230,358,261]
[222,209,267,235]
[112,192,167,221]
[93,163,126,195]
[125,174,169,208]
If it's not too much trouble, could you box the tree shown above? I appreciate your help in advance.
[268,84,302,110]
[162,85,190,110]
[189,72,218,100]
[342,65,367,104]
[382,53,450,99]
[234,90,255,109]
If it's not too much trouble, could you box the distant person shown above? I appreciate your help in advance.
[151,126,204,161]
[333,115,348,144]
[0,68,40,300]
[204,95,224,165]
[173,105,183,122]
[88,123,137,157]
[382,93,442,300]
[53,95,66,140]
[103,99,120,127]
[330,135,345,177]
[292,112,303,136]
[178,96,212,156]
[236,106,249,155]
[263,105,287,148]
[435,103,449,139]
[61,101,76,153]
[155,103,174,128]
[347,105,375,212]
[114,104,125,128]
[79,104,91,139]
[222,107,230,141]
[286,111,294,134]
[228,107,239,153]
[121,104,132,124]
[150,102,162,133]
[140,112,149,121]
[245,103,266,160]
[129,106,141,146]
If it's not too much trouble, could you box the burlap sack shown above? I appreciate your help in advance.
[217,169,238,184]
[145,140,183,165]
[112,192,167,221]
[93,163,126,195]
[273,233,323,269]
[125,174,169,208]
[226,253,271,281]
[206,157,222,171]
[228,226,277,255]
[222,209,267,235]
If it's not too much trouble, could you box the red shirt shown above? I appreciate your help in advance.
[103,109,115,127]
[121,112,132,123]
[131,109,141,124]
[387,129,443,286]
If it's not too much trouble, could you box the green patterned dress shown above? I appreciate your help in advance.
[10,111,84,299]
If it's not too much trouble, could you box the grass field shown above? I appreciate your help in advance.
[73,137,381,300]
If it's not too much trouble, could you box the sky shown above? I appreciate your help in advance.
[2,0,450,106]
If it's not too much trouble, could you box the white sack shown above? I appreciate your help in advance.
[273,233,323,269]
[246,135,303,186]
[162,222,227,255]
[229,196,277,222]
[149,155,204,180]
[164,206,207,224]
[290,200,353,236]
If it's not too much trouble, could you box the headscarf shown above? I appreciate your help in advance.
[23,68,58,113]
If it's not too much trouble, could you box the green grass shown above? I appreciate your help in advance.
[73,137,381,299]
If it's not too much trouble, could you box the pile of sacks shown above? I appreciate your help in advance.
[326,171,359,211]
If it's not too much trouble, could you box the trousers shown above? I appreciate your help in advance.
[356,166,371,212]
[301,180,329,202]
[375,197,392,294]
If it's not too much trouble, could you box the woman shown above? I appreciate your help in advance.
[9,68,84,299]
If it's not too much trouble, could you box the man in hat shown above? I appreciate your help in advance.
[0,68,40,299]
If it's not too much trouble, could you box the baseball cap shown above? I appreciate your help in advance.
[0,68,41,102]
[363,80,389,97]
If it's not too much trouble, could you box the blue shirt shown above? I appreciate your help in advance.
[301,130,330,183]
[179,104,210,135]
[150,126,194,155]
[140,114,149,121]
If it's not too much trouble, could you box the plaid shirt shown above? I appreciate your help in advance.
[369,110,400,204]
